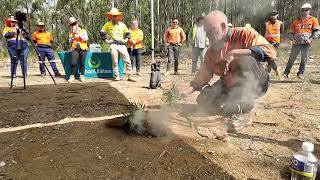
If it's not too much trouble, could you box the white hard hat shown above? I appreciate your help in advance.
[301,3,312,9]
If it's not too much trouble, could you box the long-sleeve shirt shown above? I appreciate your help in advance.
[32,31,53,48]
[101,21,129,41]
[128,28,143,49]
[191,27,276,89]
[2,26,26,41]
[69,28,88,50]
[163,26,186,45]
[290,16,319,43]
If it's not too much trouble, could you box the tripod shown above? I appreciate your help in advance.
[10,28,56,89]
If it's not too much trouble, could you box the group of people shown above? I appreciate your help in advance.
[1,4,320,125]
[1,8,146,82]
[180,3,319,130]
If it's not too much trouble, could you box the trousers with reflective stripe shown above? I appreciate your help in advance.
[37,47,59,73]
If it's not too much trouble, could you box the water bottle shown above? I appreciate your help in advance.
[90,43,101,52]
[291,142,318,180]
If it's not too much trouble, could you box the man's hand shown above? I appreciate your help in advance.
[105,39,114,44]
[306,39,312,45]
[178,43,182,46]
[219,53,234,75]
[166,43,170,47]
[130,40,136,46]
[181,86,195,97]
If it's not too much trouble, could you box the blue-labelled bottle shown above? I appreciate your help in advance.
[291,142,318,180]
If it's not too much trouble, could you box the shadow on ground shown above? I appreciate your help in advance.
[0,82,130,127]
[0,81,235,179]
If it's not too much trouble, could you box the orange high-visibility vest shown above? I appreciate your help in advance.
[265,20,282,43]
[69,28,88,50]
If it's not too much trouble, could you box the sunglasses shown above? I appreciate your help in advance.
[172,21,178,24]
[70,22,77,26]
[301,9,310,12]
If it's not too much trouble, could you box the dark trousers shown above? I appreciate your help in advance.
[128,48,142,72]
[167,45,180,72]
[284,44,310,75]
[197,56,269,115]
[266,42,279,73]
[71,49,87,75]
[38,47,59,74]
[7,40,28,76]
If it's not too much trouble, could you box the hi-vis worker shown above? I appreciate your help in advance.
[264,10,283,75]
[163,18,186,75]
[264,11,284,48]
[127,19,144,75]
[188,15,209,75]
[100,8,135,81]
[68,17,89,82]
[2,16,29,78]
[283,3,320,79]
[182,11,276,130]
[32,22,61,77]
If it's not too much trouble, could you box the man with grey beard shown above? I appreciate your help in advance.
[182,10,276,131]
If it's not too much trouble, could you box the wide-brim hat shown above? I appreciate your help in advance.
[37,21,45,26]
[68,17,78,25]
[106,8,123,21]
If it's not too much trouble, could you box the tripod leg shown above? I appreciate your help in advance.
[20,48,27,89]
[10,55,18,89]
[41,55,56,84]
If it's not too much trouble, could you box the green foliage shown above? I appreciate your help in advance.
[163,83,181,106]
[122,101,146,125]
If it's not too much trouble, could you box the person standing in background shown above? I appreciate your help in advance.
[163,18,186,75]
[128,19,144,76]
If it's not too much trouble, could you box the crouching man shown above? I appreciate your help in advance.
[182,10,276,130]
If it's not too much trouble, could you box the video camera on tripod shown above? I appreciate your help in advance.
[15,11,27,29]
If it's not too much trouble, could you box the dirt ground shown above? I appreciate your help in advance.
[0,40,320,180]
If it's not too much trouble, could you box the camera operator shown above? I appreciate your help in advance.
[2,15,29,78]
[68,17,88,82]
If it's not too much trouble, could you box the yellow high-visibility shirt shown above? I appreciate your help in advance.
[32,31,53,46]
[101,21,128,40]
[128,28,143,49]
[2,27,25,40]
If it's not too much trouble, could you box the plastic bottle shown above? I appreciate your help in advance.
[90,43,101,52]
[291,142,318,180]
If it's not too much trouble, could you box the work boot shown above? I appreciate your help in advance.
[78,75,85,82]
[54,71,62,77]
[41,72,46,77]
[128,74,136,82]
[67,75,75,83]
[227,114,252,132]
[174,71,179,75]
[136,71,141,76]
[297,73,304,80]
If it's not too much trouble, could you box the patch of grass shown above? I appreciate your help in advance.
[122,102,147,134]
[162,83,181,106]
